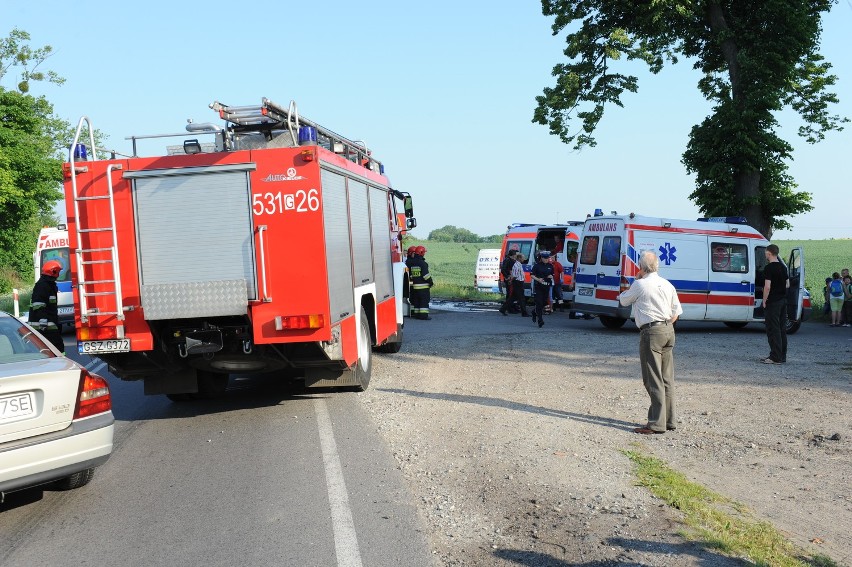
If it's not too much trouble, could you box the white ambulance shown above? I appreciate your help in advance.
[572,213,811,333]
[33,225,74,327]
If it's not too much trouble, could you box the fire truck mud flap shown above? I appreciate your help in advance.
[305,308,372,390]
[374,324,403,354]
[143,368,199,396]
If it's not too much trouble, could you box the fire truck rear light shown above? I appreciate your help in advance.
[275,314,325,330]
[74,369,112,419]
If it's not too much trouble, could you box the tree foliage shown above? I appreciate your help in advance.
[427,225,501,243]
[534,1,847,238]
[0,29,67,284]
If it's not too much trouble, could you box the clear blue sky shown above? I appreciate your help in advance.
[9,1,852,240]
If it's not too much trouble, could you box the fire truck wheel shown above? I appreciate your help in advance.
[354,308,372,392]
[723,322,748,329]
[599,315,627,329]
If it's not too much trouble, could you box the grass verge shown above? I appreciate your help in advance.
[623,449,837,567]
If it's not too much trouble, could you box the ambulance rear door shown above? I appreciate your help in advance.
[574,217,624,314]
[786,247,806,324]
[706,238,754,322]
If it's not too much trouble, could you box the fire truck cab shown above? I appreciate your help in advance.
[63,98,415,398]
[572,212,810,333]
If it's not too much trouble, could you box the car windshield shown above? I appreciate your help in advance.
[0,316,56,364]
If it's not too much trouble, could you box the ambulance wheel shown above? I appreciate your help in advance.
[354,308,372,391]
[785,320,801,334]
[599,315,627,329]
[723,322,748,329]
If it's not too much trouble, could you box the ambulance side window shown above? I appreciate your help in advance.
[711,242,749,273]
[507,241,532,262]
[580,236,599,265]
[565,241,579,263]
[601,236,621,266]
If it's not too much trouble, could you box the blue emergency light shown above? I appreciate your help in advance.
[698,216,748,224]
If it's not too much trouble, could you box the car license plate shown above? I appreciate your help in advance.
[58,306,74,315]
[0,392,36,423]
[578,287,594,296]
[78,339,131,354]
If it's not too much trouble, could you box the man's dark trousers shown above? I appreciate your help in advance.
[765,299,787,362]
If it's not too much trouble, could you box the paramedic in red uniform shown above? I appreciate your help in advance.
[408,246,433,320]
[29,260,66,354]
[618,250,682,434]
[761,244,789,364]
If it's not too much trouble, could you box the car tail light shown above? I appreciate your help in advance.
[620,276,631,294]
[73,369,112,419]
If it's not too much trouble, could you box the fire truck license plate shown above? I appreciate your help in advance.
[78,339,131,354]
[577,287,594,296]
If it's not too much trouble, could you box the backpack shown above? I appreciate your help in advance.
[829,279,844,297]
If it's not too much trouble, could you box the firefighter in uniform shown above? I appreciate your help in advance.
[30,260,66,354]
[408,245,434,319]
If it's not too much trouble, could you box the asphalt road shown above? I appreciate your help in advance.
[0,333,433,567]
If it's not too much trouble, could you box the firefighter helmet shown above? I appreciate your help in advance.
[415,246,426,257]
[407,246,417,256]
[41,260,62,277]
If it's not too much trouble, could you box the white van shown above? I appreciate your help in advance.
[475,249,502,293]
[572,213,811,333]
[33,225,74,327]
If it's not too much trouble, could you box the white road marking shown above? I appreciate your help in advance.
[314,397,363,567]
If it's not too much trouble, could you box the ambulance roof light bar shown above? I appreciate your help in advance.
[697,216,749,224]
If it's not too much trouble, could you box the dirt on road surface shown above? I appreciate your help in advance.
[361,305,851,566]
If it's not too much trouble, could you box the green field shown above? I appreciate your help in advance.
[407,238,851,313]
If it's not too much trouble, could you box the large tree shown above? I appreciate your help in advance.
[533,0,847,238]
[0,28,66,286]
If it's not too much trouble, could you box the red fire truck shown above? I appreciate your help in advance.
[63,98,415,399]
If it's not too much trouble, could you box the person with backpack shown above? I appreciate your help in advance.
[828,272,845,327]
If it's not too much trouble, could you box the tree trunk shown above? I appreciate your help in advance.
[734,169,770,238]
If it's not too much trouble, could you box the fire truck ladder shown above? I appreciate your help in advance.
[68,117,126,330]
[210,97,382,171]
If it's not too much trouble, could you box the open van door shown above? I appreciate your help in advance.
[785,247,806,334]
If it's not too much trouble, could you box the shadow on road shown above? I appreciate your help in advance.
[378,388,637,432]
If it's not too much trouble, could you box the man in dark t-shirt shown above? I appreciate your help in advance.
[762,244,789,364]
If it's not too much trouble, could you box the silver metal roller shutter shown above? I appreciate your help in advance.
[369,187,393,301]
[130,167,257,320]
[348,180,373,288]
[321,169,355,322]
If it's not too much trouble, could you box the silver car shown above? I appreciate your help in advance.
[0,311,114,502]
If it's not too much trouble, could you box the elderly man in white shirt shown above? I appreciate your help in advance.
[618,250,684,435]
